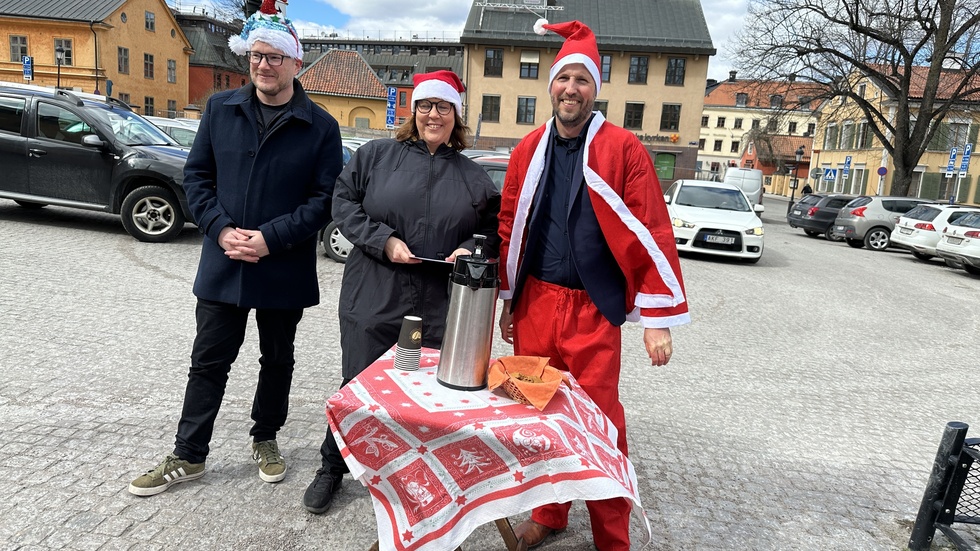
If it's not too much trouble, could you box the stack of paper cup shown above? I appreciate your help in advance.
[394,315,422,371]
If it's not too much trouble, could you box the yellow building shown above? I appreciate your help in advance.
[460,0,715,185]
[0,0,193,116]
[298,49,388,129]
[811,68,980,204]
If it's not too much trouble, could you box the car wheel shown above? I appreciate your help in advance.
[14,200,46,209]
[120,185,185,243]
[825,229,844,242]
[322,220,352,263]
[863,227,891,251]
[965,265,980,276]
[846,238,864,248]
[912,251,933,261]
[803,229,820,237]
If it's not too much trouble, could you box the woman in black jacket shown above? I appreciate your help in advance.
[303,70,501,513]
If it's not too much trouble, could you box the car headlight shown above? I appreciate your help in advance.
[744,227,764,236]
[672,217,695,229]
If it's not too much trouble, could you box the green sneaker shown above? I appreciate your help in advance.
[128,453,205,496]
[252,440,286,483]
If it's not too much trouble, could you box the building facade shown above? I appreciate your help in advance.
[0,0,193,116]
[297,49,388,129]
[459,0,715,184]
[175,11,248,108]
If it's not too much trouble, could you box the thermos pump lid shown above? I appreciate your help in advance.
[451,234,499,290]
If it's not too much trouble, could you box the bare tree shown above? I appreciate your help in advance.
[731,0,980,196]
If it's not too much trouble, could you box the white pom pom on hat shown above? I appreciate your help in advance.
[534,18,549,35]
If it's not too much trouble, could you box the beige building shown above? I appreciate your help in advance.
[298,49,388,129]
[459,0,714,185]
[811,68,980,205]
[0,0,193,116]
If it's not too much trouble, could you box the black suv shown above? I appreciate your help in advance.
[0,83,192,242]
[787,193,856,241]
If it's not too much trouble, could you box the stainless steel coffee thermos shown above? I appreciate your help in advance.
[437,235,499,390]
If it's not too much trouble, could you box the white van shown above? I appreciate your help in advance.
[723,168,764,206]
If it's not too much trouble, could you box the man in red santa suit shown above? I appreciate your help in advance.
[498,18,691,550]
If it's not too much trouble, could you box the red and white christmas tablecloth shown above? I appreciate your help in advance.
[326,347,651,551]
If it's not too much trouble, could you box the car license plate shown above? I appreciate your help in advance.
[792,210,801,215]
[704,235,735,244]
[947,237,963,245]
[900,227,913,235]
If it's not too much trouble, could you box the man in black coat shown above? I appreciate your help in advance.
[128,2,343,497]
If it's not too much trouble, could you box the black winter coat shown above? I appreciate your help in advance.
[333,139,501,378]
[183,82,343,309]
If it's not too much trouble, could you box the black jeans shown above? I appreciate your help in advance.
[174,298,304,464]
[319,378,352,474]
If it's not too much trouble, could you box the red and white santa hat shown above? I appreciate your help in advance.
[228,0,302,61]
[534,19,602,96]
[412,70,465,116]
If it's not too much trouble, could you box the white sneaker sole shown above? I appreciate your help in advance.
[259,465,287,483]
[128,468,206,497]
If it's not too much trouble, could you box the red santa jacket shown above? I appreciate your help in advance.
[499,113,690,328]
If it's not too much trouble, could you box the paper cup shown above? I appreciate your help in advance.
[397,316,422,350]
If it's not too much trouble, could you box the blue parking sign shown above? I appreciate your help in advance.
[22,56,33,81]
[385,87,397,129]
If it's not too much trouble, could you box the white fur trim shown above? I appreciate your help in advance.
[640,312,691,328]
[550,52,602,96]
[412,79,462,115]
[241,27,302,60]
[228,35,248,55]
[534,18,549,35]
[504,119,553,297]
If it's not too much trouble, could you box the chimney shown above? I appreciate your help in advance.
[729,70,737,82]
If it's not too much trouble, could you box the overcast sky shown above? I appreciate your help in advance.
[179,0,746,82]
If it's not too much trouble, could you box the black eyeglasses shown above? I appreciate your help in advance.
[246,51,290,66]
[416,100,454,116]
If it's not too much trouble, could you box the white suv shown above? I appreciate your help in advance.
[891,204,980,261]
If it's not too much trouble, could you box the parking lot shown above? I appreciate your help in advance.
[0,195,978,550]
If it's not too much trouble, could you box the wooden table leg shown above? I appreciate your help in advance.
[495,518,522,551]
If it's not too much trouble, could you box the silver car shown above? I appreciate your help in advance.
[833,196,932,251]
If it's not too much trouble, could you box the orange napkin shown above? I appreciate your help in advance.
[487,356,569,411]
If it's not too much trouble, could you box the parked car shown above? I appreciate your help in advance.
[786,193,855,241]
[832,195,932,251]
[145,116,199,148]
[461,149,506,159]
[723,167,764,206]
[935,212,980,275]
[890,204,980,261]
[341,137,372,151]
[0,82,192,242]
[663,179,765,263]
[320,151,509,263]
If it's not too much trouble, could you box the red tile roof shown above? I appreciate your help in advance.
[901,66,980,101]
[298,49,387,100]
[705,79,828,108]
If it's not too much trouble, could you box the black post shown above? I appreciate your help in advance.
[908,421,969,550]
[55,45,64,89]
[786,145,804,215]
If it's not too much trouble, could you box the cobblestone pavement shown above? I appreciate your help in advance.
[1,196,978,551]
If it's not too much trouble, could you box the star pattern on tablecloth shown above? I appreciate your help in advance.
[423,392,432,396]
[580,458,591,468]
[401,402,413,408]
[381,389,392,394]
[419,426,430,433]
[417,445,428,454]
[513,471,525,483]
[412,381,422,386]
[402,530,414,542]
[472,422,484,430]
[493,409,504,415]
[368,404,380,413]
[453,412,465,417]
[456,495,467,506]
[370,474,381,485]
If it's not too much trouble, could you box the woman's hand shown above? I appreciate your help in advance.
[445,248,471,263]
[384,237,422,264]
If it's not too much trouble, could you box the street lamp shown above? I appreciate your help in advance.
[786,145,805,215]
[55,46,65,89]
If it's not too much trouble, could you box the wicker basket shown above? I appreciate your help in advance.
[500,378,533,405]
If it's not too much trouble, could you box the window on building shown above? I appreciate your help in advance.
[167,100,177,118]
[858,83,866,98]
[145,11,156,31]
[594,100,608,118]
[733,118,743,129]
[519,50,539,79]
[665,57,686,85]
[144,96,155,116]
[0,96,25,134]
[481,95,500,123]
[9,35,27,62]
[949,122,970,147]
[766,118,777,131]
[654,153,676,180]
[144,54,154,79]
[600,54,612,82]
[807,122,816,135]
[399,91,406,107]
[660,104,680,131]
[856,121,871,148]
[770,95,783,109]
[716,116,726,128]
[735,93,748,107]
[824,125,838,150]
[713,139,723,152]
[410,47,418,55]
[54,38,73,66]
[429,47,437,56]
[788,121,797,134]
[798,96,812,110]
[730,141,740,153]
[628,56,648,84]
[225,75,229,88]
[701,115,709,128]
[118,47,130,74]
[840,122,855,149]
[698,138,705,150]
[118,92,131,105]
[484,48,503,77]
[214,73,221,89]
[167,59,176,83]
[517,97,535,124]
[624,102,644,130]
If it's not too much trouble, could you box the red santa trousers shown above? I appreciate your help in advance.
[512,275,632,550]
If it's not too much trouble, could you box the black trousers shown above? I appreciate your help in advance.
[319,377,352,474]
[174,298,304,464]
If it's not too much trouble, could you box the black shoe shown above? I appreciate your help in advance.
[303,468,343,514]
